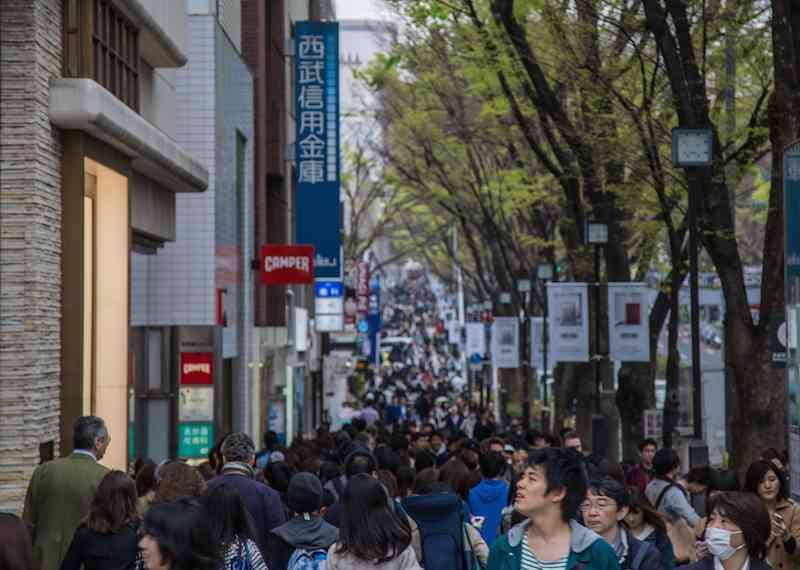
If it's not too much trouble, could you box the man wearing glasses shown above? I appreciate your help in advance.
[582,478,662,570]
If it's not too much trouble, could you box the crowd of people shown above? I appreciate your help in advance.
[2,290,799,570]
[2,411,799,570]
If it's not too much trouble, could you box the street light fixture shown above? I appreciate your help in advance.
[537,263,554,281]
[499,292,512,304]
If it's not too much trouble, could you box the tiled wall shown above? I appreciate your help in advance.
[0,0,63,513]
[131,15,217,327]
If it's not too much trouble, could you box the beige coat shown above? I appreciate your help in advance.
[767,499,800,570]
[327,543,423,570]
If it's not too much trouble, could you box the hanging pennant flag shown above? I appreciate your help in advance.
[607,283,650,362]
[547,283,590,362]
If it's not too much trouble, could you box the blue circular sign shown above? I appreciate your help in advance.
[469,353,482,364]
[358,319,369,333]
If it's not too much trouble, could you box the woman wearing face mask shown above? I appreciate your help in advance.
[743,460,800,570]
[678,492,770,570]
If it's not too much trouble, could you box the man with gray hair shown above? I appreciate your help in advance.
[207,432,286,557]
[23,415,110,570]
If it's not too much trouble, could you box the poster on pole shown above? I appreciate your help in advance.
[530,317,552,370]
[607,283,650,362]
[491,317,519,368]
[547,283,590,362]
[466,322,486,356]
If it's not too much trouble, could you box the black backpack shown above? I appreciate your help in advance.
[402,492,466,570]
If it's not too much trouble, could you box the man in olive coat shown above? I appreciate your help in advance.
[23,416,110,570]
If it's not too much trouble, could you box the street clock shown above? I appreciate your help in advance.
[672,128,714,167]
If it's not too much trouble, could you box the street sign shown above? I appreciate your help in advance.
[358,319,369,333]
[469,353,482,364]
[315,280,344,315]
[771,313,787,368]
[178,422,214,458]
[316,314,344,332]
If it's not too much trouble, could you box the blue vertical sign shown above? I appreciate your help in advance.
[368,274,381,364]
[785,143,800,305]
[295,22,340,278]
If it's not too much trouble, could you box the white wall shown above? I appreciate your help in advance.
[139,0,188,54]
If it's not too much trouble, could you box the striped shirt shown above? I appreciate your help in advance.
[521,533,569,570]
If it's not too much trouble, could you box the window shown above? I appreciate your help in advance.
[92,0,139,110]
[64,0,139,110]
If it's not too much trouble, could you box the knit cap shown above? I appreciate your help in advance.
[287,472,323,516]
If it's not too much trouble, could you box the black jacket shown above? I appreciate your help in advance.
[60,522,139,570]
[624,532,662,570]
[266,516,338,570]
[677,557,772,570]
[207,470,288,557]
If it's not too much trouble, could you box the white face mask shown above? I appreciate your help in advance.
[705,527,744,560]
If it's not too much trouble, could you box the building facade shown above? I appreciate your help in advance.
[130,0,254,462]
[0,0,208,511]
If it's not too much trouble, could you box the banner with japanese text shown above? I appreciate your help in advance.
[547,283,590,362]
[295,22,340,278]
[607,283,650,362]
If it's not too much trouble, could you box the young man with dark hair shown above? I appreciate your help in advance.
[562,430,583,454]
[626,439,658,494]
[468,451,510,546]
[583,478,661,569]
[487,448,620,570]
[644,448,700,528]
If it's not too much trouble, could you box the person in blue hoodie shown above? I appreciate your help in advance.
[469,450,510,546]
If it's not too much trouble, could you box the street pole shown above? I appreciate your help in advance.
[689,170,703,442]
[521,292,530,428]
[594,244,602,414]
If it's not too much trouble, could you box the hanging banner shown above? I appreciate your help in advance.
[547,283,590,362]
[466,322,486,356]
[491,317,520,369]
[530,317,552,370]
[607,283,650,362]
[295,22,341,278]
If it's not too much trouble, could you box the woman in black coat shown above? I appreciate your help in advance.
[60,470,140,570]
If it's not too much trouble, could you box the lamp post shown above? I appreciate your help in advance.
[672,128,713,462]
[586,220,609,415]
[537,262,554,430]
[517,278,532,427]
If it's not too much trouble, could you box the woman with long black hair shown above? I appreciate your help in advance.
[204,484,268,569]
[625,486,675,570]
[328,473,422,569]
[137,498,220,570]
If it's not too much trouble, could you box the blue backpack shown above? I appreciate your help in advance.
[287,548,327,570]
[403,492,466,570]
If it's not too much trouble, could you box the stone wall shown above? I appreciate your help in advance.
[0,0,63,512]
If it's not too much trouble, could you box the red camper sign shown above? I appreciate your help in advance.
[181,352,213,385]
[260,245,314,285]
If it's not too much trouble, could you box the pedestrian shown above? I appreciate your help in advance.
[153,461,207,503]
[486,447,619,570]
[324,449,378,526]
[206,432,287,557]
[468,451,509,546]
[743,459,800,569]
[677,492,770,570]
[204,484,268,569]
[23,415,110,570]
[644,449,700,529]
[430,431,450,466]
[582,477,661,569]
[0,513,34,570]
[60,470,140,570]
[625,486,675,570]
[255,430,281,471]
[266,472,339,570]
[327,473,422,569]
[626,439,657,494]
[562,430,584,454]
[136,461,157,515]
[138,497,220,570]
[362,394,381,427]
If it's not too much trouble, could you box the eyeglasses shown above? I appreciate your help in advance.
[580,499,617,512]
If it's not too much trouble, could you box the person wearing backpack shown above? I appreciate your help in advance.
[468,451,510,547]
[644,449,700,529]
[582,478,662,570]
[486,447,620,570]
[328,473,421,569]
[266,472,338,570]
[204,484,268,570]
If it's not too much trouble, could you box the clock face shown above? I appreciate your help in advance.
[674,130,712,166]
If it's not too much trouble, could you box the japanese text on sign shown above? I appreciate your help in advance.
[296,33,337,185]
